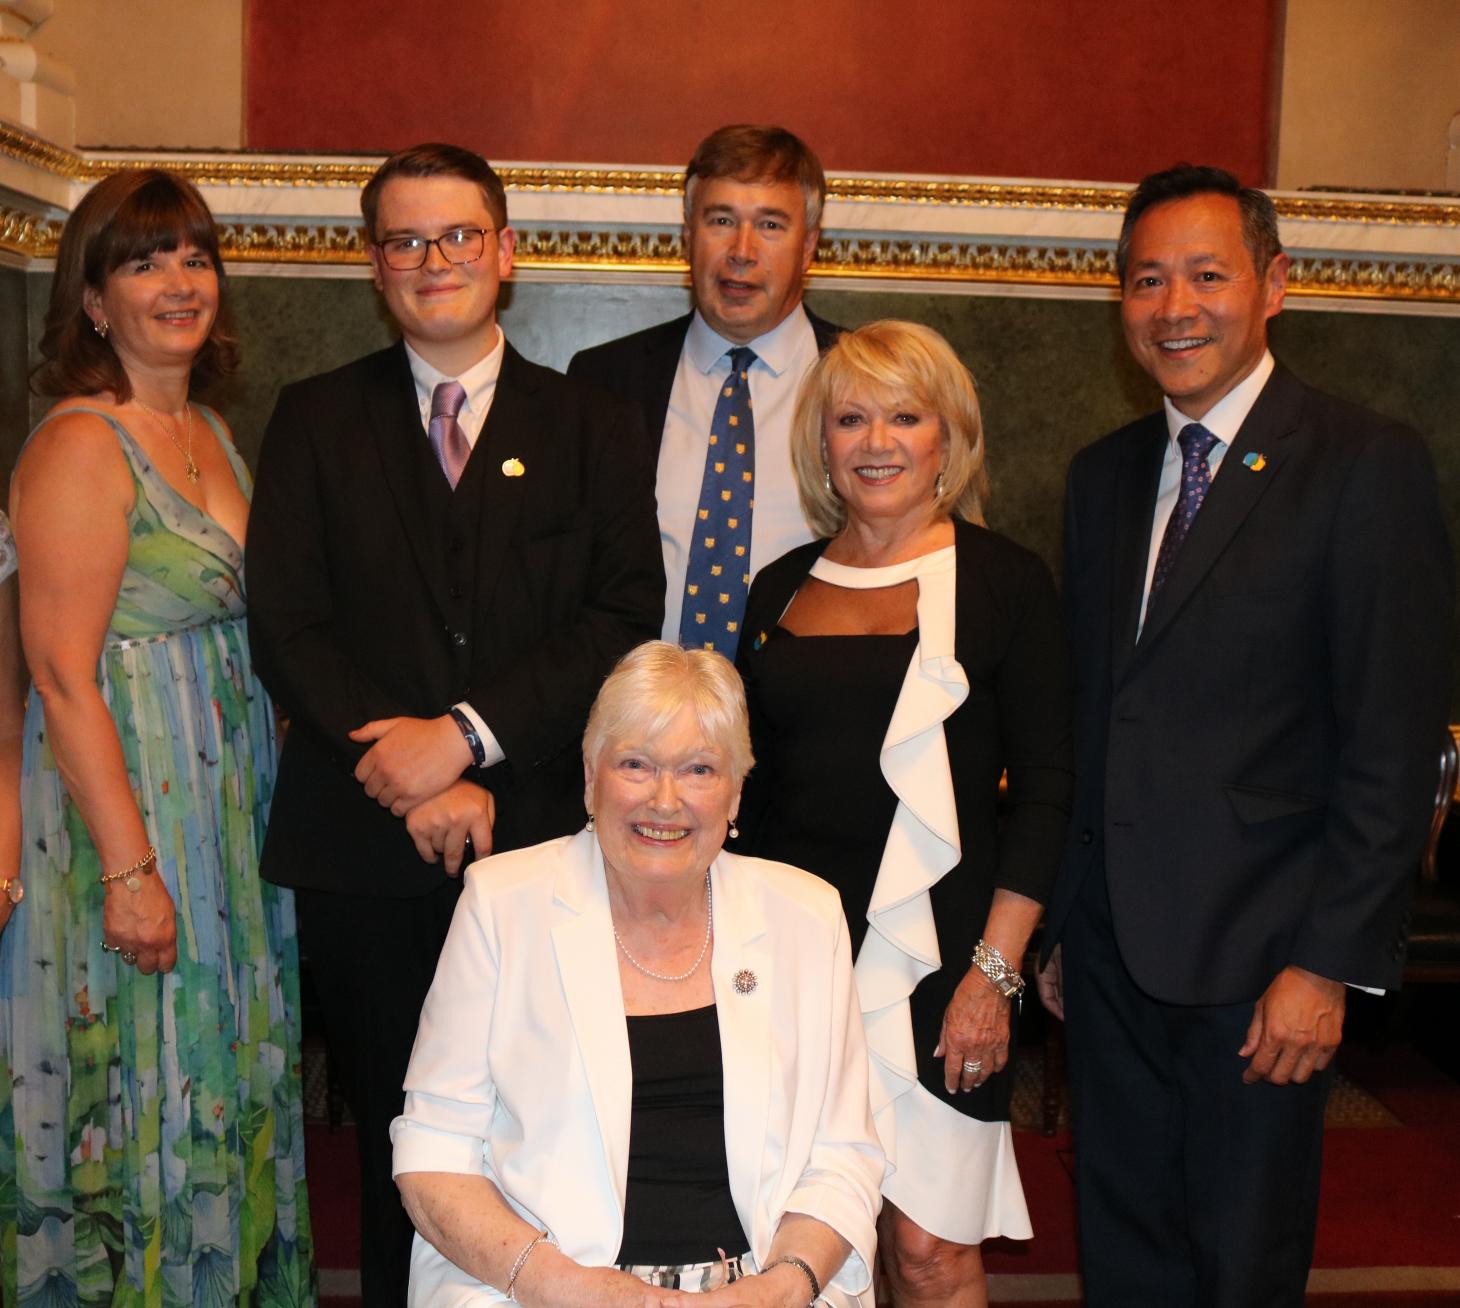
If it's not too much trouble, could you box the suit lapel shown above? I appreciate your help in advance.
[710,854,773,1256]
[641,319,688,456]
[1110,418,1166,681]
[550,833,633,1218]
[465,343,536,619]
[363,343,455,622]
[1135,368,1303,658]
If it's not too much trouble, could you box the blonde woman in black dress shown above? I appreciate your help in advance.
[736,321,1072,1308]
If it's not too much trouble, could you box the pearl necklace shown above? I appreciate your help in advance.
[613,871,713,983]
[136,398,199,482]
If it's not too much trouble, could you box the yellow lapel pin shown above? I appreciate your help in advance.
[501,457,525,478]
[1242,452,1267,472]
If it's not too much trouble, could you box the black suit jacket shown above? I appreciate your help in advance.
[566,307,843,455]
[247,340,665,897]
[1043,364,1454,1002]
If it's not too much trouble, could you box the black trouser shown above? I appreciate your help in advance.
[297,879,463,1308]
[1061,861,1330,1308]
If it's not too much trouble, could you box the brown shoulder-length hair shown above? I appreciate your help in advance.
[32,168,239,401]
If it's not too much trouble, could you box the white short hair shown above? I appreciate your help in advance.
[583,641,754,784]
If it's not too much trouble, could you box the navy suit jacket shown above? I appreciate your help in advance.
[566,307,842,455]
[1043,363,1453,1003]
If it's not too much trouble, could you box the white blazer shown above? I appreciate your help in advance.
[391,829,885,1307]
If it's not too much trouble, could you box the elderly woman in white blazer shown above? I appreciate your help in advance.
[391,642,885,1308]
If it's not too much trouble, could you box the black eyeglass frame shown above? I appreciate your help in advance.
[373,227,496,271]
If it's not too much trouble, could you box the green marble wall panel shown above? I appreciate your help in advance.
[11,270,1458,704]
[0,266,30,495]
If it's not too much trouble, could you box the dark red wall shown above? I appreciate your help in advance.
[246,0,1280,184]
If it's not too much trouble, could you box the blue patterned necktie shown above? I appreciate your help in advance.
[428,380,470,490]
[1149,421,1220,599]
[678,346,757,655]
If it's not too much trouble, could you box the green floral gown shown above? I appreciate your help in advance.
[0,409,315,1307]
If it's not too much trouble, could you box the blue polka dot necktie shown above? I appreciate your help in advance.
[1149,422,1219,599]
[678,346,757,655]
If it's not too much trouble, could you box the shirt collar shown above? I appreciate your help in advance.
[404,327,506,416]
[1163,350,1275,448]
[684,302,813,377]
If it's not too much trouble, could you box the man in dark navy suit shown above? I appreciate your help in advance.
[248,143,662,1306]
[569,124,840,659]
[1039,164,1452,1306]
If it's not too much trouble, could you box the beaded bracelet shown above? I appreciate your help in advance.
[505,1227,556,1302]
[765,1253,821,1306]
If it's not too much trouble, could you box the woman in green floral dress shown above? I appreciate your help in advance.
[1,169,314,1307]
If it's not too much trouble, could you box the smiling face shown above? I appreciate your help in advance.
[366,175,515,374]
[1120,192,1288,419]
[83,244,219,377]
[823,386,950,533]
[585,704,741,892]
[685,176,818,345]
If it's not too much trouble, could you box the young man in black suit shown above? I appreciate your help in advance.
[1038,164,1453,1306]
[568,125,840,660]
[247,143,663,1306]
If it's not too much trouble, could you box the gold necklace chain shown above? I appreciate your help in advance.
[612,870,713,983]
[135,398,199,483]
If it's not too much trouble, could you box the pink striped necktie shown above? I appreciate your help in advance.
[428,380,470,489]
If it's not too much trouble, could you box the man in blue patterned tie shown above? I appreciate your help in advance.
[248,143,662,1307]
[569,125,843,658]
[1038,164,1453,1306]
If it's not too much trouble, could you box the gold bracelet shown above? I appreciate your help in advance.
[99,846,158,893]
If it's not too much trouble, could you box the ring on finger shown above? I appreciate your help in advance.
[101,940,121,953]
[121,950,138,965]
[962,1059,983,1076]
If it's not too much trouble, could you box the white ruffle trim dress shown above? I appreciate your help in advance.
[809,546,1031,1244]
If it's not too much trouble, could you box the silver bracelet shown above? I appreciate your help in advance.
[765,1253,821,1306]
[971,938,1026,1002]
[504,1227,556,1302]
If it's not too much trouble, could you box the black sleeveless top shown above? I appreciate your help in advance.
[615,1004,750,1264]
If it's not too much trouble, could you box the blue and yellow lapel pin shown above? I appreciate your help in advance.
[752,630,768,651]
[1242,451,1267,472]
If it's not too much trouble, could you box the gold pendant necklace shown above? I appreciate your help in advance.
[136,398,199,482]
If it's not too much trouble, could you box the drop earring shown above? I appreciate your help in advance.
[585,814,596,832]
[728,819,740,840]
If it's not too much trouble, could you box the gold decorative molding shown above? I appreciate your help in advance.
[3,210,1456,302]
[2,122,1458,226]
[0,118,76,177]
[0,199,60,258]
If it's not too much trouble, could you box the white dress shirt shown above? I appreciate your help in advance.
[1137,350,1275,635]
[404,331,508,766]
[657,306,820,642]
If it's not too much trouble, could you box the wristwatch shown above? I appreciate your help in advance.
[972,939,1025,1000]
[1,877,21,906]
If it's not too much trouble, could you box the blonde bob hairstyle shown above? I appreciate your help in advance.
[790,320,990,539]
[583,641,754,787]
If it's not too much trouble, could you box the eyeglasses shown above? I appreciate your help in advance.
[375,227,493,271]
